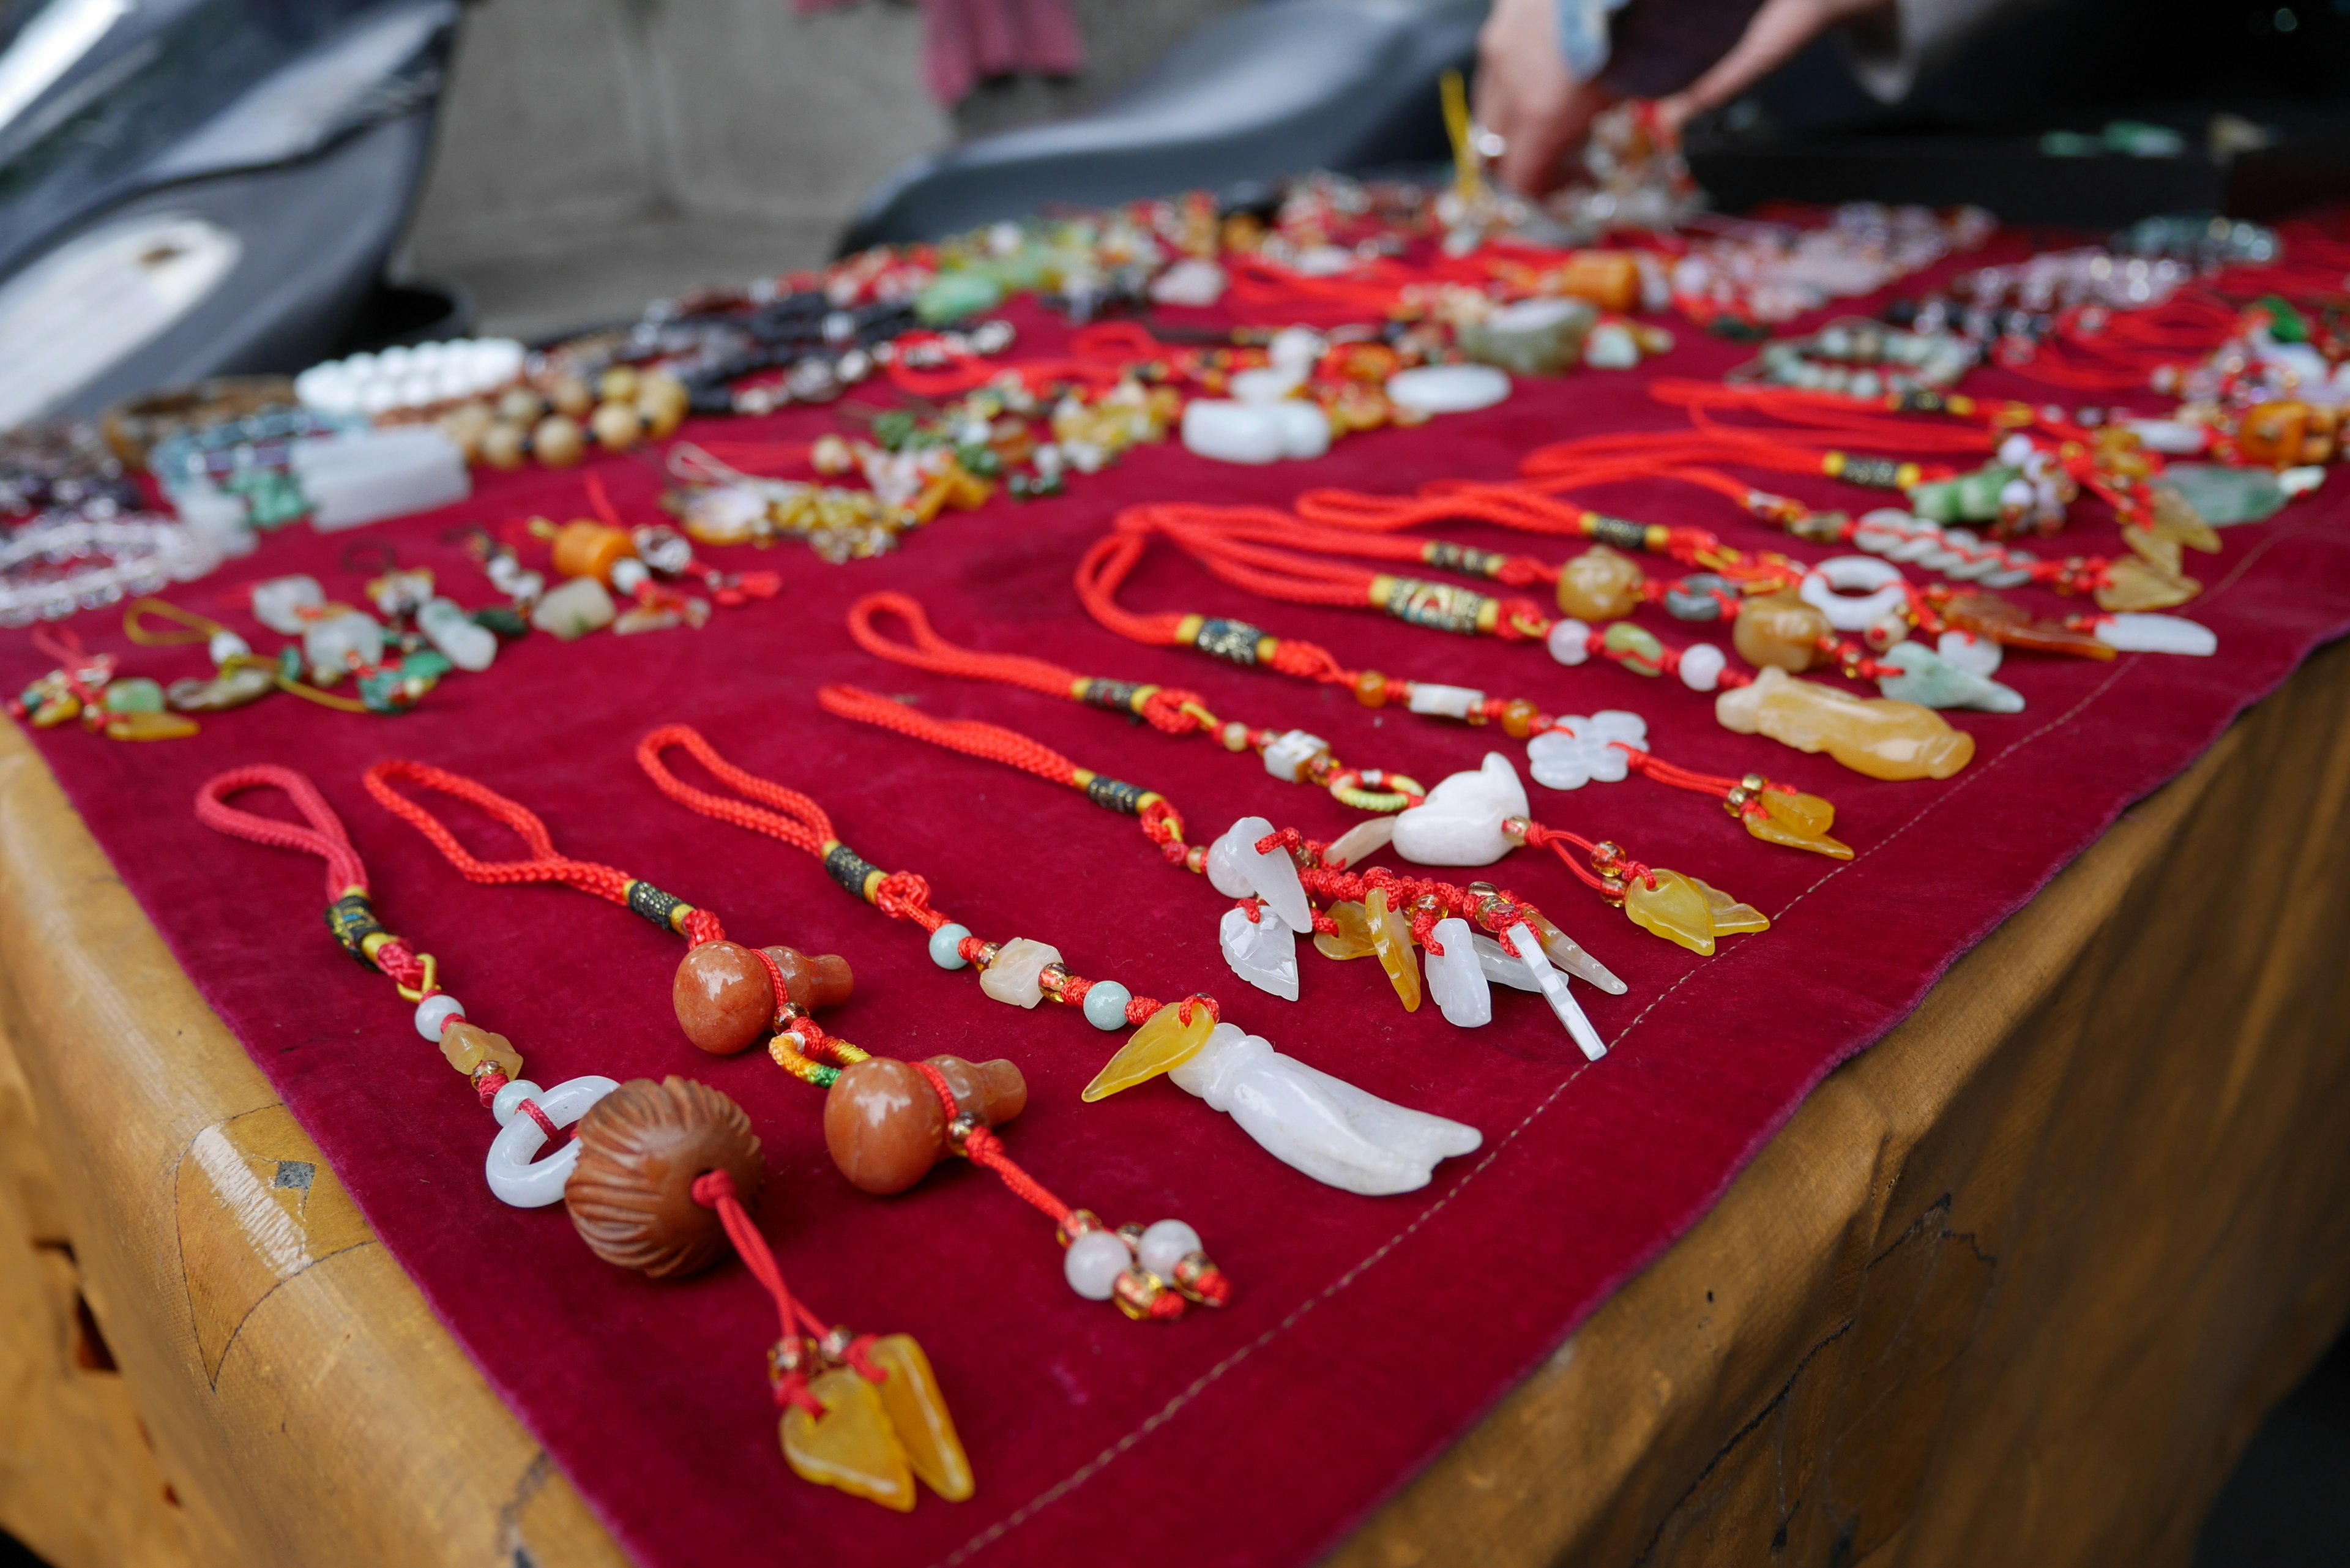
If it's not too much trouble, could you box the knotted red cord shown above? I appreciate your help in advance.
[361,760,723,946]
[909,1061,1072,1225]
[635,725,836,857]
[690,1169,881,1410]
[817,684,1083,790]
[196,765,429,993]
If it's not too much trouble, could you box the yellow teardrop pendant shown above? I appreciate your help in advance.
[781,1367,916,1512]
[2096,554,2199,613]
[1622,868,1717,956]
[1080,999,1216,1102]
[1311,900,1378,960]
[865,1335,973,1503]
[1744,791,1852,859]
[1365,889,1422,1012]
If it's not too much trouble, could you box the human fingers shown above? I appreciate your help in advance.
[1656,0,1891,129]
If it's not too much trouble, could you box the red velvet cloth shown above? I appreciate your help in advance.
[12,293,2350,1568]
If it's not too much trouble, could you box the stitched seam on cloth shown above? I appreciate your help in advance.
[931,518,2323,1566]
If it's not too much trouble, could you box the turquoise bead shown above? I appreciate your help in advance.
[1082,980,1132,1031]
[929,924,972,970]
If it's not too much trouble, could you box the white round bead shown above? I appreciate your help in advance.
[610,557,650,596]
[1137,1219,1201,1280]
[1997,433,2033,467]
[483,1076,619,1208]
[1677,644,1726,692]
[207,630,250,665]
[1063,1231,1132,1301]
[1547,618,1592,666]
[414,993,465,1042]
[491,1079,544,1126]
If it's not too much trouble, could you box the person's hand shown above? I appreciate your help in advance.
[1474,0,1619,198]
[1654,0,1893,133]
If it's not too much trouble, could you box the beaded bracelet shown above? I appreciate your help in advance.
[361,760,1211,1326]
[636,723,1480,1198]
[194,766,969,1513]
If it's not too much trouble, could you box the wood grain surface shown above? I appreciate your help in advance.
[2,640,2348,1568]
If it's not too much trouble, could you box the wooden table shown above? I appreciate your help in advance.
[7,639,2350,1568]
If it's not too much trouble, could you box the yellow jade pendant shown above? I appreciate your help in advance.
[1743,790,1852,860]
[1622,868,1720,956]
[1081,1000,1216,1102]
[866,1335,974,1503]
[1365,889,1422,1012]
[1311,901,1378,960]
[1715,667,1974,782]
[1693,876,1770,935]
[782,1367,916,1512]
[103,711,200,741]
[2095,554,2200,613]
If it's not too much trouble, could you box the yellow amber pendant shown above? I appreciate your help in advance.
[103,711,199,741]
[2096,555,2199,613]
[1623,869,1717,957]
[1311,901,1378,960]
[2146,488,2223,555]
[866,1335,973,1503]
[1744,791,1852,859]
[781,1368,915,1512]
[1715,668,1974,781]
[1691,875,1770,935]
[1080,1001,1216,1102]
[1365,889,1422,1012]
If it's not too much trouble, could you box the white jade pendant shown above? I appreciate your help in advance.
[1206,816,1311,931]
[1502,923,1608,1061]
[1422,917,1491,1028]
[483,1075,619,1208]
[1219,906,1299,1001]
[1392,753,1528,866]
[1169,1024,1481,1195]
[1526,711,1646,790]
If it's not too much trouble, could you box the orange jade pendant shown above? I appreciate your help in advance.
[1622,868,1719,956]
[1715,667,1974,782]
[1081,1000,1217,1102]
[2096,554,2200,614]
[867,1335,974,1503]
[1365,888,1422,1012]
[1742,788,1852,861]
[1311,901,1378,961]
[1554,544,1647,621]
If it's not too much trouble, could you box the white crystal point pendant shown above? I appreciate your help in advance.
[1322,814,1396,871]
[483,1075,620,1208]
[1423,917,1492,1028]
[1171,1024,1482,1195]
[1504,924,1608,1061]
[1392,753,1529,866]
[2097,613,2217,655]
[1220,906,1300,1000]
[1206,816,1312,931]
[1525,711,1647,791]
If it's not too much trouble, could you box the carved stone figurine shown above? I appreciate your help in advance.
[672,940,854,1055]
[822,1055,1027,1195]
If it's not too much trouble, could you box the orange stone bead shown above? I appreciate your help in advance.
[1731,591,1829,673]
[1555,545,1647,621]
[766,946,853,1013]
[1499,698,1539,739]
[1353,670,1389,708]
[550,520,635,583]
[822,1055,1026,1195]
[672,941,775,1056]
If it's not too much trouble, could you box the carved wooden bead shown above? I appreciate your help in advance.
[563,1076,763,1278]
[822,1055,1027,1195]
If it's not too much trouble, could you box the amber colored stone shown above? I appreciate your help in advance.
[563,1076,763,1278]
[1743,790,1852,859]
[531,414,585,469]
[1499,698,1540,739]
[1365,889,1422,1012]
[1941,593,2114,660]
[766,946,853,1012]
[1352,670,1389,707]
[1555,544,1647,621]
[2147,487,2222,555]
[1081,1001,1217,1102]
[2097,555,2199,613]
[1715,666,1975,781]
[867,1334,974,1502]
[545,374,594,418]
[673,941,775,1056]
[2123,523,2185,577]
[1733,591,1829,673]
[102,712,199,741]
[823,1055,1025,1195]
[550,520,635,583]
[1557,250,1642,312]
[2236,400,2311,467]
[1624,868,1717,956]
[589,400,643,452]
[782,1368,915,1512]
[1312,901,1378,961]
[438,1020,523,1079]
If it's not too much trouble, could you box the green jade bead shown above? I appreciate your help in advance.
[1601,621,1666,678]
[102,678,166,714]
[1081,981,1132,1031]
[929,923,972,969]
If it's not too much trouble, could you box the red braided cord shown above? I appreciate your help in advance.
[847,591,1084,698]
[908,1061,1070,1226]
[362,760,648,912]
[197,766,372,900]
[816,685,1081,788]
[689,1169,826,1415]
[635,725,836,857]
